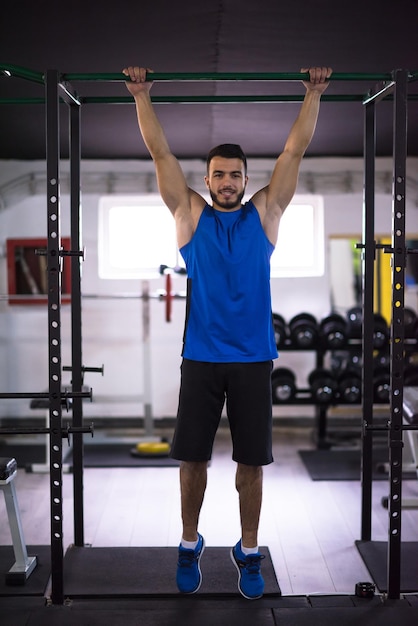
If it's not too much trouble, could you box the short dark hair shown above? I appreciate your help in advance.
[206,143,247,175]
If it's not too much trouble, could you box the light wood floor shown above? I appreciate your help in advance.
[1,426,418,596]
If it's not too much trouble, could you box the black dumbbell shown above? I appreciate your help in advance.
[347,307,389,349]
[271,367,296,403]
[348,351,363,368]
[272,313,288,348]
[373,313,389,349]
[308,368,338,404]
[289,313,319,349]
[355,582,375,598]
[320,313,348,349]
[373,351,390,369]
[373,366,390,403]
[347,306,362,339]
[338,366,362,404]
[404,307,418,339]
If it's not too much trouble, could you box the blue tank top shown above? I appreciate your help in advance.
[179,200,278,362]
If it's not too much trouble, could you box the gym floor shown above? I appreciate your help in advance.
[1,424,418,624]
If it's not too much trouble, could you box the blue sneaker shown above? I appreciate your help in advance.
[231,540,265,599]
[176,534,205,593]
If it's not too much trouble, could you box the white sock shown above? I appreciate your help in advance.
[241,543,259,555]
[181,537,199,550]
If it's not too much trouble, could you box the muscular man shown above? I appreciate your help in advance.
[123,65,331,599]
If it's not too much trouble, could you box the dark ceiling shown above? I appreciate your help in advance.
[1,0,417,162]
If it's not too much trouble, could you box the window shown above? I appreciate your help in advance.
[270,195,324,278]
[98,195,181,279]
[98,193,324,280]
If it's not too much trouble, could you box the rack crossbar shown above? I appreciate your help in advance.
[3,94,414,105]
[62,71,394,83]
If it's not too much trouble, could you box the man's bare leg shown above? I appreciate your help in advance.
[235,463,263,548]
[179,460,208,541]
[176,460,208,594]
[231,463,265,599]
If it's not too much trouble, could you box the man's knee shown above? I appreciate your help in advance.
[235,463,263,490]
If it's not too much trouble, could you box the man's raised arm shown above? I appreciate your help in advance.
[253,66,332,245]
[123,66,204,246]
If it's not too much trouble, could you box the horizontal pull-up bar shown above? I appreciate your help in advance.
[0,95,363,104]
[2,94,417,106]
[63,71,394,83]
[1,65,400,83]
[92,94,365,103]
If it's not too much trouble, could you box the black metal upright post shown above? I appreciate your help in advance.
[360,100,377,541]
[69,102,85,547]
[387,68,408,600]
[45,69,64,605]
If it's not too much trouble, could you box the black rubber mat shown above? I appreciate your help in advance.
[299,448,416,481]
[271,604,418,626]
[3,595,418,626]
[0,445,47,470]
[62,545,281,598]
[0,545,51,596]
[65,444,180,468]
[18,604,278,626]
[0,443,179,469]
[0,597,46,626]
[356,541,418,592]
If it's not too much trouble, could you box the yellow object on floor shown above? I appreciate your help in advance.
[133,441,171,457]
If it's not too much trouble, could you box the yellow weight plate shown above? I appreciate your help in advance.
[134,441,171,456]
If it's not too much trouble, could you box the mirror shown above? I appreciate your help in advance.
[329,236,418,321]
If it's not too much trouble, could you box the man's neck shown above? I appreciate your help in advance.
[212,203,242,213]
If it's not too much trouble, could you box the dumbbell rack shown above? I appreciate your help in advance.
[271,334,405,449]
[273,340,347,448]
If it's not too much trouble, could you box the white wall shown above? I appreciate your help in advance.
[0,157,417,420]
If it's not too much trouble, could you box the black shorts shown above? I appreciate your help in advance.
[170,359,274,466]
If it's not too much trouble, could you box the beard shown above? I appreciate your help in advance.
[208,187,246,210]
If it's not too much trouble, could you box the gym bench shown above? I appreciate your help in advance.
[0,457,37,584]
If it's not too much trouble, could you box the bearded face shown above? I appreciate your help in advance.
[205,156,248,212]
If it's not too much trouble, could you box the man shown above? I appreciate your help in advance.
[123,65,331,599]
